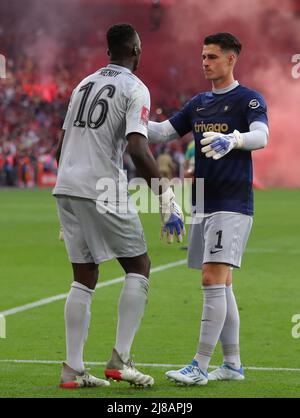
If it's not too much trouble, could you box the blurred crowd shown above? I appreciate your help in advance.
[0,54,68,187]
[0,0,203,188]
[2,0,300,188]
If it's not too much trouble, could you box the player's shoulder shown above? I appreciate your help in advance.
[189,92,207,103]
[75,68,149,96]
[180,92,206,110]
[74,71,99,90]
[237,85,267,106]
[123,72,149,96]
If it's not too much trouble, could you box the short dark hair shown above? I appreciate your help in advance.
[106,23,137,58]
[204,32,242,55]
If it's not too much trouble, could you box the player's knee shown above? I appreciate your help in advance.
[137,253,150,278]
[202,263,229,286]
[72,263,99,290]
[127,253,151,278]
[202,271,216,286]
[202,270,222,286]
[143,254,151,278]
[94,266,99,280]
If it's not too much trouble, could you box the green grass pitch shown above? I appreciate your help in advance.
[0,188,300,398]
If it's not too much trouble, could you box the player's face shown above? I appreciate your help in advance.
[202,44,234,81]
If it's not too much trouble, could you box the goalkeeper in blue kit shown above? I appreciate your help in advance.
[148,32,269,385]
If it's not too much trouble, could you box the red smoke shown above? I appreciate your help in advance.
[161,0,300,187]
[1,0,300,186]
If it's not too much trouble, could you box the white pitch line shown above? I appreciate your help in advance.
[0,247,298,317]
[0,259,187,317]
[0,359,300,373]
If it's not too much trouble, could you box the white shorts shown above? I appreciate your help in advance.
[188,212,253,269]
[56,195,147,264]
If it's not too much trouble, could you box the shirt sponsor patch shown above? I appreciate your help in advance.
[140,106,150,126]
[248,98,260,109]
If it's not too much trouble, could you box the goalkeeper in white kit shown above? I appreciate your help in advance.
[53,23,184,389]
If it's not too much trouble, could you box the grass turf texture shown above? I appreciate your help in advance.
[0,188,300,398]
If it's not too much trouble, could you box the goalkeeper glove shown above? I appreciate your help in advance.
[159,187,185,244]
[200,130,243,160]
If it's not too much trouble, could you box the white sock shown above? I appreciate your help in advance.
[195,285,226,373]
[219,285,241,369]
[64,281,94,372]
[115,273,149,363]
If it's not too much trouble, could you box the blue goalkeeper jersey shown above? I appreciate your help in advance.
[169,83,268,215]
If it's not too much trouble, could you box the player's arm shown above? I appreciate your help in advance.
[54,129,65,241]
[56,90,74,241]
[56,89,75,165]
[201,93,269,160]
[148,120,180,143]
[237,121,269,150]
[127,133,185,243]
[55,130,65,166]
[125,83,185,243]
[127,133,161,187]
[148,100,192,144]
[201,122,269,160]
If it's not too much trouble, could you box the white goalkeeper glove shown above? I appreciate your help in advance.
[200,130,243,160]
[159,187,185,244]
[59,226,64,241]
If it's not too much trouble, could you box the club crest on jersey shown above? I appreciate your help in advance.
[140,106,150,126]
[249,99,260,109]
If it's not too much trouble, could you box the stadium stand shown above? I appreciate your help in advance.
[1,0,299,187]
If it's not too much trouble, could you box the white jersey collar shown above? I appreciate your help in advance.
[212,80,239,94]
[107,63,132,73]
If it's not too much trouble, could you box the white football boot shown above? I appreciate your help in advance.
[166,359,208,386]
[208,363,245,381]
[60,362,110,389]
[105,348,154,387]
